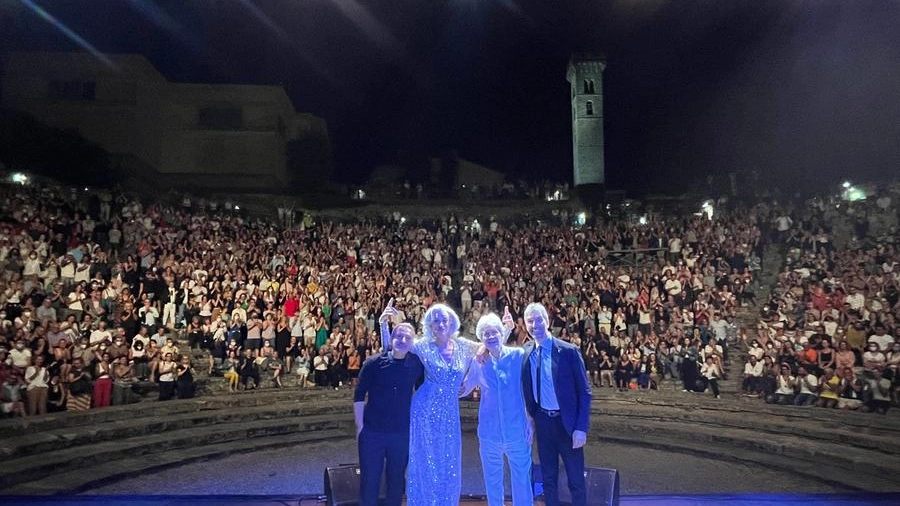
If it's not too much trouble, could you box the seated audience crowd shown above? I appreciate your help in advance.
[0,177,897,419]
[739,190,899,412]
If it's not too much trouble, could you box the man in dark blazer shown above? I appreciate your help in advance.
[521,302,592,506]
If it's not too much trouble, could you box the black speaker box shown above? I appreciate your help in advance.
[323,464,386,506]
[532,465,620,506]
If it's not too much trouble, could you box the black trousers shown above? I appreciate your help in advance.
[158,380,176,401]
[535,411,586,506]
[241,370,260,388]
[357,428,408,506]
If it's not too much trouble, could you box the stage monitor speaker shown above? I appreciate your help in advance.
[323,464,386,506]
[532,465,620,506]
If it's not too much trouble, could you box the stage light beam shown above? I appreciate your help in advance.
[18,0,117,69]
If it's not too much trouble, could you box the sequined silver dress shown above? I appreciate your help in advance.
[406,338,476,506]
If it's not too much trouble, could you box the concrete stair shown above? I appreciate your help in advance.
[464,391,900,492]
[2,379,899,495]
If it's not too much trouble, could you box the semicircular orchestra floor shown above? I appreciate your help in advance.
[84,432,848,497]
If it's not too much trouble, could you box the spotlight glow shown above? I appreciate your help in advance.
[19,0,117,69]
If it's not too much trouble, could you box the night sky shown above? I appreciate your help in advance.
[2,0,899,193]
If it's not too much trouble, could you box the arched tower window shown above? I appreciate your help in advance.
[586,101,594,115]
[588,80,596,94]
[583,79,590,94]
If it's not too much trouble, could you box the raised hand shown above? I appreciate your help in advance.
[379,297,397,324]
[502,306,514,329]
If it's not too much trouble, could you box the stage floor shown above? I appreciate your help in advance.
[83,438,851,497]
[2,493,900,506]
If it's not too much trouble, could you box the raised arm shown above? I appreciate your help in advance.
[379,298,397,352]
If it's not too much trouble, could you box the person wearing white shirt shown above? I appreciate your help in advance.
[138,299,160,333]
[741,356,764,395]
[867,325,895,352]
[769,364,796,405]
[22,253,42,278]
[794,367,819,406]
[700,356,723,399]
[664,275,682,297]
[90,321,113,346]
[25,355,50,416]
[8,340,32,370]
[845,288,865,311]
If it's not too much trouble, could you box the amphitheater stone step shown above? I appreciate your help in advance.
[0,412,354,491]
[3,428,348,495]
[0,397,351,459]
[595,416,900,478]
[595,430,896,492]
[0,388,350,436]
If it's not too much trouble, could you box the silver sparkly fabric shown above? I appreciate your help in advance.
[406,338,475,506]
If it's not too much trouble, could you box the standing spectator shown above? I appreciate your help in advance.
[112,356,135,406]
[138,299,159,334]
[245,313,262,356]
[66,357,92,411]
[865,368,891,414]
[47,375,67,413]
[176,356,195,399]
[25,354,50,416]
[161,281,178,330]
[91,352,113,408]
[314,347,330,387]
[157,353,176,401]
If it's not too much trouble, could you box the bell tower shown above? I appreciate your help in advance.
[567,55,606,187]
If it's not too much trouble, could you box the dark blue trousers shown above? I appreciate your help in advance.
[535,412,586,506]
[357,428,408,506]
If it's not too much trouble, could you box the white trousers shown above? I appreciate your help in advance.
[479,437,534,506]
[162,302,177,327]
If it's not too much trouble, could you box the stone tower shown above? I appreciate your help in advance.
[566,55,606,186]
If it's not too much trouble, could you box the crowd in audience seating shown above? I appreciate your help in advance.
[0,175,897,418]
[739,188,899,412]
[360,179,572,202]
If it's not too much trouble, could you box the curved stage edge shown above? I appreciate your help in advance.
[2,493,900,506]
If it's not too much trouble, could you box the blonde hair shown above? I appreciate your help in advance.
[422,304,460,342]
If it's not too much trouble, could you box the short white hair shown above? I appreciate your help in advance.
[475,313,503,341]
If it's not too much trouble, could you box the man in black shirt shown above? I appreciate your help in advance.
[353,320,423,506]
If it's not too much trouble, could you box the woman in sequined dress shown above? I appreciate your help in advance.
[380,301,479,506]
